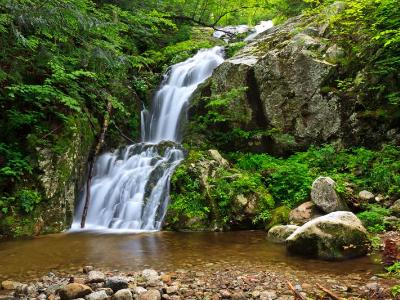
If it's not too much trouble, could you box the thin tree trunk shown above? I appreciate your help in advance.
[80,100,113,228]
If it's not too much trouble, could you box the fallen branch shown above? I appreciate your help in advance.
[287,281,306,300]
[80,100,113,228]
[113,123,135,144]
[316,283,345,300]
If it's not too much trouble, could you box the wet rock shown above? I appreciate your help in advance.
[267,225,299,243]
[289,201,322,225]
[1,280,23,290]
[85,290,109,300]
[105,277,129,292]
[58,283,92,300]
[311,177,348,213]
[113,289,133,300]
[358,191,375,202]
[87,271,106,283]
[138,289,161,300]
[286,211,370,260]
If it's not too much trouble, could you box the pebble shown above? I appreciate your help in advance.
[113,288,133,300]
[85,290,109,300]
[59,283,92,300]
[138,289,161,300]
[88,271,106,283]
[105,276,129,292]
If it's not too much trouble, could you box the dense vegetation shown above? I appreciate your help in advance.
[0,0,399,250]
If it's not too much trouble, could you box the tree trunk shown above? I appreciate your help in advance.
[80,100,113,228]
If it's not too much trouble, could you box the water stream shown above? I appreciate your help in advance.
[72,47,224,231]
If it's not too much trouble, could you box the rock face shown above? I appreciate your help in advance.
[286,211,370,260]
[187,3,396,154]
[267,225,299,243]
[289,201,323,225]
[311,177,348,213]
[167,149,270,231]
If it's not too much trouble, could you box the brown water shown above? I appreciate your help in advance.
[0,231,381,281]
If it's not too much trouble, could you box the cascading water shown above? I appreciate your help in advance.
[72,47,224,231]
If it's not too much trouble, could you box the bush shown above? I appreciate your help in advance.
[357,205,391,232]
[16,189,42,213]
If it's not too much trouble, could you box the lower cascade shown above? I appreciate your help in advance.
[72,47,224,231]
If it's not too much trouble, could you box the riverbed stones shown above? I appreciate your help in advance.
[113,289,133,300]
[268,225,299,243]
[87,271,106,283]
[105,277,129,292]
[1,280,23,290]
[142,269,159,282]
[289,201,322,225]
[85,290,108,300]
[138,289,161,300]
[311,177,348,213]
[286,211,370,260]
[260,290,277,300]
[58,283,92,300]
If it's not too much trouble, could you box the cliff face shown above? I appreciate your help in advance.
[187,3,399,155]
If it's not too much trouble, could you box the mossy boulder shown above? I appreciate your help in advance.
[268,225,299,243]
[286,211,370,260]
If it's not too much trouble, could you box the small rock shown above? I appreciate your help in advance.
[105,277,129,292]
[160,275,171,284]
[165,286,178,295]
[85,290,109,300]
[220,289,231,298]
[134,286,147,294]
[358,190,375,202]
[142,269,159,283]
[289,201,322,225]
[260,290,277,300]
[87,271,106,283]
[232,291,247,300]
[83,266,94,274]
[58,283,92,300]
[113,289,133,300]
[138,289,161,300]
[1,280,23,290]
[99,288,114,296]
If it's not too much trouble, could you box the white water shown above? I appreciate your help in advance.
[244,20,274,41]
[72,47,224,231]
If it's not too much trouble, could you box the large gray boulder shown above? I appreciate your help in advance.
[267,225,299,243]
[311,177,348,213]
[286,211,370,260]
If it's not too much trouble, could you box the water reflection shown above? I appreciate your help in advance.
[0,231,381,281]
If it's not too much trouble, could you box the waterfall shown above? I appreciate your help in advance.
[71,47,224,231]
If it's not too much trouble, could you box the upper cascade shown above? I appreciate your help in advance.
[71,47,224,232]
[141,47,225,144]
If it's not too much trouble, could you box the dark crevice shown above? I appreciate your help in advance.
[245,68,270,152]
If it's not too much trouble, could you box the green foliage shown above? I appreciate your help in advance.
[391,285,400,297]
[357,205,390,232]
[387,262,400,278]
[225,42,246,58]
[16,189,42,213]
